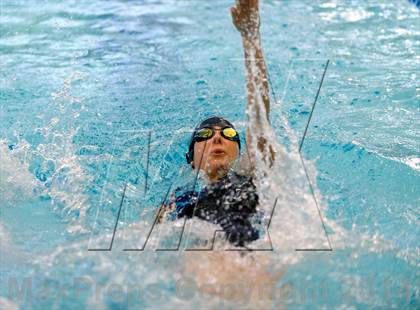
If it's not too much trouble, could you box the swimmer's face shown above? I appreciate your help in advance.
[192,126,240,181]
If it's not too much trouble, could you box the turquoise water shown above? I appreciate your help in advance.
[1,0,419,309]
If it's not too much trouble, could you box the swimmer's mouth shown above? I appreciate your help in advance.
[210,148,226,156]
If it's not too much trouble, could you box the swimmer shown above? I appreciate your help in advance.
[158,0,277,247]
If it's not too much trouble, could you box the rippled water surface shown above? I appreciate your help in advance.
[1,0,419,309]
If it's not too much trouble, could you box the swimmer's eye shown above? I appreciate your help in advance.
[222,127,237,138]
[196,128,214,139]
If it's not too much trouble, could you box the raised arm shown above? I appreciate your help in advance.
[231,0,275,171]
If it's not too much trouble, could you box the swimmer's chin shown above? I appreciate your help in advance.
[209,158,231,170]
[203,161,232,182]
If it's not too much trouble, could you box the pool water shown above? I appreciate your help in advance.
[1,0,419,309]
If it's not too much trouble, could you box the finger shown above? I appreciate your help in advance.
[235,0,242,10]
[239,0,258,11]
[247,0,259,10]
[230,6,239,23]
[237,0,251,10]
[230,7,240,28]
[251,0,259,10]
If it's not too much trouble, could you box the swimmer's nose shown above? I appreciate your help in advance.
[212,130,222,144]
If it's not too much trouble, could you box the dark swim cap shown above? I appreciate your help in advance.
[185,116,241,164]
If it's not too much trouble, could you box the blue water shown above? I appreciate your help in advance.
[1,0,419,309]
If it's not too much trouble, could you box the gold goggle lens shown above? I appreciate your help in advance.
[222,127,237,138]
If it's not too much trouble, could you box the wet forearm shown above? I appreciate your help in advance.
[242,33,275,169]
[241,33,271,125]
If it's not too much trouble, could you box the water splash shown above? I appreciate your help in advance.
[0,140,40,207]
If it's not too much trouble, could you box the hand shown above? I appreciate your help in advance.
[230,0,260,39]
[156,202,176,223]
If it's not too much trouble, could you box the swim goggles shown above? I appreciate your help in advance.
[193,126,240,143]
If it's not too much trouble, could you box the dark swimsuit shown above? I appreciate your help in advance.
[171,172,260,246]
